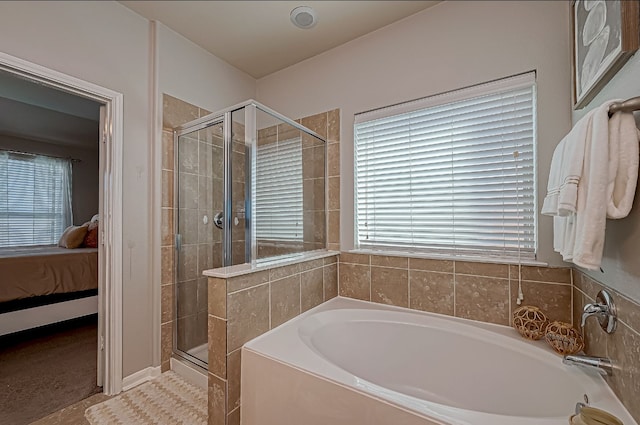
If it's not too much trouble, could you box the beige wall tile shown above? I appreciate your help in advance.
[227,407,240,425]
[178,138,199,175]
[162,130,174,171]
[371,255,408,269]
[208,373,226,425]
[162,170,174,208]
[455,274,509,325]
[271,275,302,328]
[161,246,174,285]
[178,172,198,209]
[227,284,270,352]
[300,258,324,272]
[177,244,198,282]
[161,208,174,247]
[510,265,571,284]
[177,280,197,318]
[510,280,571,323]
[301,112,328,139]
[208,315,227,378]
[324,263,338,300]
[573,270,603,298]
[409,258,453,273]
[371,266,408,307]
[161,322,172,366]
[327,143,340,177]
[327,211,340,246]
[572,286,583,328]
[301,268,324,312]
[270,263,300,281]
[327,109,340,142]
[328,176,340,211]
[409,271,454,316]
[163,94,199,130]
[616,293,640,333]
[208,277,227,319]
[605,322,640,421]
[455,261,509,279]
[227,270,269,293]
[338,263,370,301]
[340,252,370,265]
[227,349,241,412]
[324,256,337,265]
[161,284,174,324]
[277,122,300,142]
[178,209,199,245]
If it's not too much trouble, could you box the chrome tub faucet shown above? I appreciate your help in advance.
[580,289,617,334]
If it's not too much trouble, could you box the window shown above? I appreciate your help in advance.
[354,73,536,260]
[0,151,73,247]
[255,138,303,241]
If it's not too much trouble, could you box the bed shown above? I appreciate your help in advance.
[0,245,99,335]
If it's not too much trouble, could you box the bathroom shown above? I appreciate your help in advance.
[162,1,640,423]
[1,1,639,424]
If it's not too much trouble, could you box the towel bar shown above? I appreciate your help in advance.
[608,96,640,116]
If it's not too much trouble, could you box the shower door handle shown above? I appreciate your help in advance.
[213,212,224,229]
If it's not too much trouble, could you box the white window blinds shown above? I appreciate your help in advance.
[354,73,536,260]
[0,151,73,247]
[255,138,303,241]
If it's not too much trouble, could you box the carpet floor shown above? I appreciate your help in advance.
[85,372,206,425]
[0,315,101,425]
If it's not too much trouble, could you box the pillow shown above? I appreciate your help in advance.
[58,224,89,249]
[84,224,99,248]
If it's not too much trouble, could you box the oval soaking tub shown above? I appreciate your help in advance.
[241,297,637,425]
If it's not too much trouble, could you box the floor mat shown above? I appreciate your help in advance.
[85,372,206,425]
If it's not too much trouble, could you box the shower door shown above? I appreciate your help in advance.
[174,121,225,366]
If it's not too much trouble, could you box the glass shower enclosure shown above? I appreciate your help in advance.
[173,100,327,367]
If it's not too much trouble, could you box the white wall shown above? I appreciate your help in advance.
[0,0,153,376]
[157,23,256,114]
[257,0,573,266]
[572,52,640,303]
[0,135,99,225]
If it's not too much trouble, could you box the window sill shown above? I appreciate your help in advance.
[348,249,548,267]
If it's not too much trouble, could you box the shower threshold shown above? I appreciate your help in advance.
[187,343,208,364]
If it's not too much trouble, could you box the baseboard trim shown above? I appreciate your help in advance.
[122,366,161,391]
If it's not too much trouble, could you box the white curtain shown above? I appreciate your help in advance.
[0,151,73,247]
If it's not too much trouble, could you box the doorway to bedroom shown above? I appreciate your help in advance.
[0,67,105,424]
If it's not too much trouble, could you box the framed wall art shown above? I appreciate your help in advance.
[572,0,639,109]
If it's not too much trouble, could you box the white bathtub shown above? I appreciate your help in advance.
[242,297,637,425]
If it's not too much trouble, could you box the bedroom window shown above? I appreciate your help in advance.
[0,151,73,247]
[354,72,536,261]
[255,137,304,241]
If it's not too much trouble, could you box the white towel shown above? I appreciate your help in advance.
[571,102,614,269]
[541,108,597,217]
[543,100,639,270]
[606,112,639,219]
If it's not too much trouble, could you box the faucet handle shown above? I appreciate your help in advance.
[581,290,617,334]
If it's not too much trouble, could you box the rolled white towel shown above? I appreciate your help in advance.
[606,111,639,219]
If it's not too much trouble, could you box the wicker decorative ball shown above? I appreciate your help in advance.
[512,305,549,340]
[544,321,584,355]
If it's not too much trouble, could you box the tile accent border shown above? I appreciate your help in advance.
[207,255,338,425]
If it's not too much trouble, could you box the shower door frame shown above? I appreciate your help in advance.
[172,100,328,368]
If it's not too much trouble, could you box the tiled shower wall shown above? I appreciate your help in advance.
[207,255,338,425]
[161,95,214,372]
[573,270,640,421]
[338,253,573,325]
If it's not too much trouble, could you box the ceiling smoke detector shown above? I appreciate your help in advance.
[290,6,318,29]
